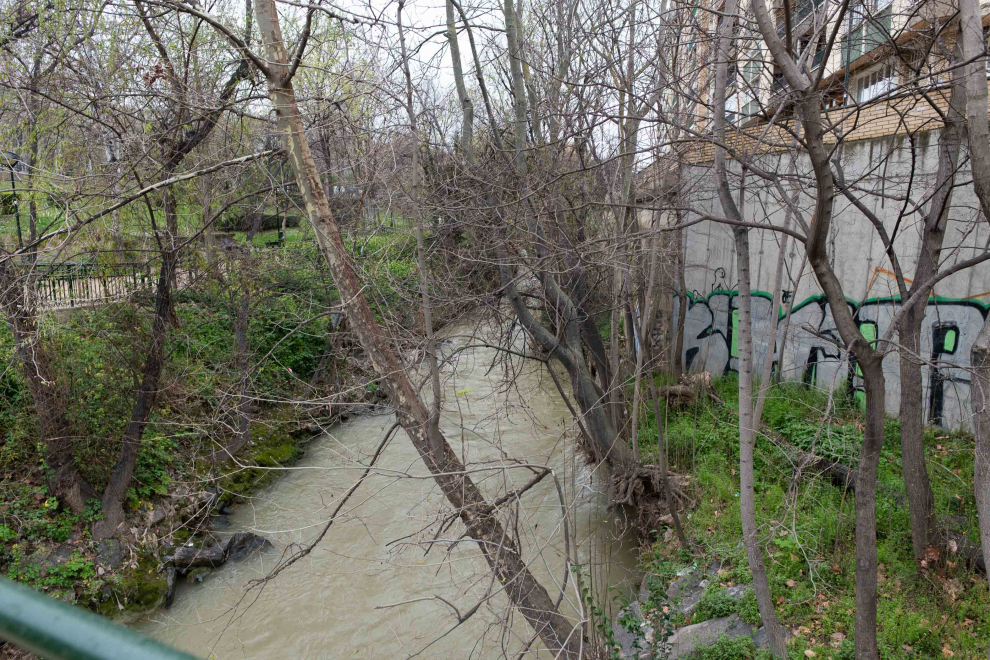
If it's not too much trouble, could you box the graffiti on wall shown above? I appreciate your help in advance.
[671,291,989,429]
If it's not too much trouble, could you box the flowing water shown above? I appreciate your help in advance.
[136,328,639,659]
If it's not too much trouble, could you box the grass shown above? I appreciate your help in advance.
[636,376,988,659]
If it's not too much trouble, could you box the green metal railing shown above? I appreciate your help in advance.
[36,261,153,308]
[0,577,199,660]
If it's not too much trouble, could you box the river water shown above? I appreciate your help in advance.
[136,328,639,659]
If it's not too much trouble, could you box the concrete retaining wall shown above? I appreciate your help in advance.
[674,130,990,429]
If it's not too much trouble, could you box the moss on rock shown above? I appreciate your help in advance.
[216,422,301,505]
[96,556,168,618]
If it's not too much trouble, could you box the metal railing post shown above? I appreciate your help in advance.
[0,577,200,660]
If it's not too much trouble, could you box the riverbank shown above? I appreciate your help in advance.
[613,376,988,660]
[0,358,385,619]
[0,234,424,648]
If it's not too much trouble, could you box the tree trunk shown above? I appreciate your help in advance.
[398,0,444,434]
[673,219,687,375]
[445,0,473,161]
[897,51,963,562]
[898,303,940,560]
[854,361,885,660]
[502,256,635,470]
[227,254,253,458]
[747,0,893,650]
[712,0,786,652]
[648,357,689,549]
[0,263,94,512]
[753,213,790,424]
[972,319,990,660]
[733,226,789,659]
[774,254,806,383]
[95,245,175,538]
[957,6,990,655]
[252,2,582,654]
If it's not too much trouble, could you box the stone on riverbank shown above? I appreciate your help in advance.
[614,560,772,659]
[171,532,272,570]
[667,615,754,658]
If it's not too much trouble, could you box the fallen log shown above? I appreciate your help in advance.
[766,428,985,573]
[171,532,272,570]
[172,545,226,569]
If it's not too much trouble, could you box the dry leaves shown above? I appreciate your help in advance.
[942,578,964,601]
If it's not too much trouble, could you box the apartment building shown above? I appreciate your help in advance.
[640,0,990,429]
[714,0,983,142]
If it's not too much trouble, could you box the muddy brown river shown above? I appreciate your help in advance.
[136,328,639,659]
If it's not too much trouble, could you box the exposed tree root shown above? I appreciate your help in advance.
[612,466,694,539]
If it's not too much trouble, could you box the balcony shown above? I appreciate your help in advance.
[768,75,790,106]
[841,5,893,67]
[777,0,825,38]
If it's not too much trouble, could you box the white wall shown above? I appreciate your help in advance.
[673,131,990,429]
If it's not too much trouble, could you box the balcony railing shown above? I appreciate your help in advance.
[0,577,198,660]
[768,75,790,106]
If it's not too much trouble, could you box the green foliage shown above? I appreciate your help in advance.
[689,583,759,626]
[1,496,102,544]
[134,432,175,500]
[694,586,742,622]
[6,549,96,589]
[639,376,988,659]
[572,565,623,660]
[641,554,678,612]
[687,635,762,660]
[736,589,760,626]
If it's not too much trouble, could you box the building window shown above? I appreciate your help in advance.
[901,49,951,87]
[842,0,893,66]
[849,0,892,27]
[742,51,762,89]
[726,48,763,122]
[854,63,895,102]
[725,92,739,124]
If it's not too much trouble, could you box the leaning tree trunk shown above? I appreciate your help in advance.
[251,2,582,655]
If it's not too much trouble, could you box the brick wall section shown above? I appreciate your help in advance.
[688,86,956,163]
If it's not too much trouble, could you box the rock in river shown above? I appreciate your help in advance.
[225,532,273,561]
[172,545,226,569]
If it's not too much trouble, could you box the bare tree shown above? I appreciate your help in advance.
[177,0,588,653]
